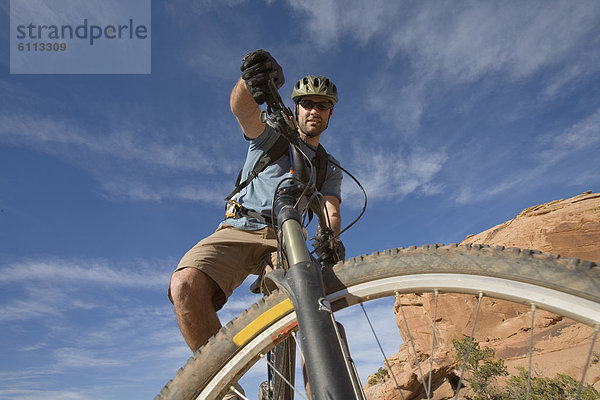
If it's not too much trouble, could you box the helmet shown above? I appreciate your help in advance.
[291,75,338,105]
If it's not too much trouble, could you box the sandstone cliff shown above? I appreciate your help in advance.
[364,191,600,400]
[463,191,600,262]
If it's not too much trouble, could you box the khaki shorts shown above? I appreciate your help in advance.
[171,224,278,311]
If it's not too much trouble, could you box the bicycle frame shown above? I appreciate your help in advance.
[259,81,365,399]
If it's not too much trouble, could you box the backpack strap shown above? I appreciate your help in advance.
[304,144,330,226]
[224,134,290,201]
[225,136,330,202]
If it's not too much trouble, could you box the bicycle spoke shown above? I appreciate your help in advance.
[395,292,431,399]
[576,325,599,400]
[360,301,406,400]
[428,290,439,398]
[260,352,309,400]
[527,304,536,400]
[291,330,308,399]
[229,385,249,400]
[329,312,366,400]
[291,331,305,365]
[454,292,484,400]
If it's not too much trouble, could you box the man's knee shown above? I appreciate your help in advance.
[169,268,218,305]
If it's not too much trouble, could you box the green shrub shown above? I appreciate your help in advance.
[452,337,600,400]
[504,367,600,400]
[453,337,508,400]
[368,367,389,385]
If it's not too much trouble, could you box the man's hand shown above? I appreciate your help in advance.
[241,49,284,105]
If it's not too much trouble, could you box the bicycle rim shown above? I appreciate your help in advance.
[155,244,600,400]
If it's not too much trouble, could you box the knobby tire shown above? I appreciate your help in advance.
[155,244,600,400]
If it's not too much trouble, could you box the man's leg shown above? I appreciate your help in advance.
[169,267,222,352]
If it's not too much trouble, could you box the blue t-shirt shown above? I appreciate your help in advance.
[223,125,342,230]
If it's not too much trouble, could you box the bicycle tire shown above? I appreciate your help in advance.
[155,244,600,400]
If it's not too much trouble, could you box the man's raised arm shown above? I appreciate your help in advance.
[231,50,284,139]
[230,77,265,139]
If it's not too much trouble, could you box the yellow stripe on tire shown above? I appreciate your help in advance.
[233,299,294,346]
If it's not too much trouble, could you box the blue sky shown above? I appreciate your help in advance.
[1,0,600,399]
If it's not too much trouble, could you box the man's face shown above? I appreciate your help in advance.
[295,96,334,138]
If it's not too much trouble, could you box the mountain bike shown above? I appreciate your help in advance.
[155,81,600,400]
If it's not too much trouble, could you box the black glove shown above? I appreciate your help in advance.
[241,49,284,105]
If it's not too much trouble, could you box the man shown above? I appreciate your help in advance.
[168,50,342,397]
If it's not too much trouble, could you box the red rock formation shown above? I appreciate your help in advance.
[364,191,600,399]
[463,191,600,262]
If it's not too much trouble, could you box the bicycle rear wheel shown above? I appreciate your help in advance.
[155,244,600,400]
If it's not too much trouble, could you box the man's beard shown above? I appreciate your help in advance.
[299,118,327,137]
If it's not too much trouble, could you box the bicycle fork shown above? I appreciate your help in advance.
[267,194,365,400]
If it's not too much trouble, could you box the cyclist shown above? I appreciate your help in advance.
[168,49,343,398]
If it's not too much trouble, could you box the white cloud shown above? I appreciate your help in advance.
[291,1,599,83]
[366,79,427,133]
[0,255,185,400]
[542,47,600,98]
[289,1,600,132]
[538,109,600,163]
[0,258,169,288]
[0,258,173,327]
[99,176,230,203]
[343,143,447,204]
[0,281,107,322]
[0,113,225,173]
[54,347,126,368]
[0,296,64,322]
[455,108,600,204]
[287,0,396,49]
[0,389,91,400]
[9,0,138,27]
[287,1,340,49]
[162,0,263,80]
[165,0,248,19]
[0,107,241,203]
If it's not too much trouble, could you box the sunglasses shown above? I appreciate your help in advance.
[297,99,333,111]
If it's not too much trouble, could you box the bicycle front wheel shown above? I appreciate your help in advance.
[155,244,600,400]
